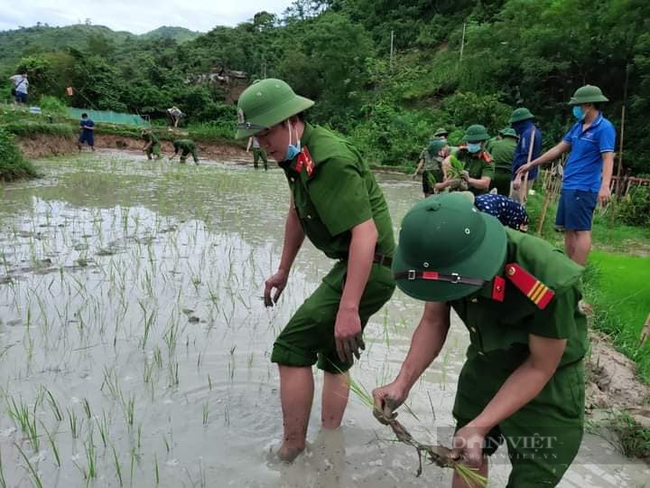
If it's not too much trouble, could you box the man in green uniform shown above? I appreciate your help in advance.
[434,128,449,139]
[235,78,396,462]
[485,128,518,196]
[247,136,269,170]
[170,139,199,164]
[454,125,495,196]
[412,138,449,196]
[373,193,587,487]
[141,130,161,160]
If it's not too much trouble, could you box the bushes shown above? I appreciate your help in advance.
[2,122,75,138]
[0,128,37,181]
[38,95,69,115]
[617,186,650,227]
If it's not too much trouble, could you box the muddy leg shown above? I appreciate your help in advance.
[278,365,313,462]
[321,370,349,429]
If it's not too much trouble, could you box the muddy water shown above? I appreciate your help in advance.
[0,152,648,488]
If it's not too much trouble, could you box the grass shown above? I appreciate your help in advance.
[584,252,650,384]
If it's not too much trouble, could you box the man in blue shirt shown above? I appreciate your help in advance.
[516,85,615,265]
[509,107,542,204]
[77,113,95,152]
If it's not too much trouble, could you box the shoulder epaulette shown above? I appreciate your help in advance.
[481,151,492,163]
[505,263,555,309]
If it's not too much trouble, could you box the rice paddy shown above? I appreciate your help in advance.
[0,151,648,487]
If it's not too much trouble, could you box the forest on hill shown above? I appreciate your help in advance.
[2,0,649,171]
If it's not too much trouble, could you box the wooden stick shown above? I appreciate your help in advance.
[536,162,556,235]
[521,127,536,206]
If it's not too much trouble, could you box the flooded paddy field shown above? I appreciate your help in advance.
[1,152,648,487]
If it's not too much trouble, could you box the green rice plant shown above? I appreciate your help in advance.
[96,411,109,448]
[162,434,170,453]
[154,454,160,485]
[15,443,43,488]
[122,394,135,429]
[7,397,39,451]
[82,398,92,419]
[0,446,7,488]
[111,443,123,487]
[202,402,209,426]
[67,407,82,439]
[41,422,61,468]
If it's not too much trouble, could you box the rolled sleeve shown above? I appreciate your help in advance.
[310,159,373,236]
[527,288,580,340]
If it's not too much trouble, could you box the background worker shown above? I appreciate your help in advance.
[510,108,542,203]
[486,128,518,196]
[247,136,268,170]
[9,71,28,105]
[141,129,162,160]
[516,85,615,265]
[454,124,495,196]
[169,139,199,164]
[77,113,95,152]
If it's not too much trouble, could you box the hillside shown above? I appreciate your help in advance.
[138,26,200,44]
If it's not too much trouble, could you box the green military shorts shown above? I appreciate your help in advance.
[453,347,584,487]
[271,260,395,374]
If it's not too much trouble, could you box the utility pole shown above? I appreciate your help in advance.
[615,64,632,197]
[459,22,467,63]
[390,30,394,73]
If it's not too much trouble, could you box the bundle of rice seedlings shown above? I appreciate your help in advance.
[347,377,487,488]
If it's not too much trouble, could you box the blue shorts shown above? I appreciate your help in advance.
[555,189,598,231]
[15,92,28,103]
[79,132,94,146]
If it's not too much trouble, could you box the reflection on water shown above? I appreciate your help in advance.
[0,152,648,487]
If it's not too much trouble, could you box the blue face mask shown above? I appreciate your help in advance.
[467,143,482,154]
[284,122,301,161]
[572,106,584,120]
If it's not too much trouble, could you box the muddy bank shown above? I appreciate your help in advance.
[586,331,650,431]
[17,132,248,161]
[18,133,78,158]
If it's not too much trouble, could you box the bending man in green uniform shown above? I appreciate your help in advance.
[485,128,518,196]
[453,125,495,196]
[235,79,396,462]
[170,139,199,164]
[412,138,450,197]
[373,193,587,487]
[141,130,161,160]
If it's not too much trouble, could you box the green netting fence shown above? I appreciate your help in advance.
[67,108,149,127]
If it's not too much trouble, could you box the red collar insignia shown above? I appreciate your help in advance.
[295,147,315,178]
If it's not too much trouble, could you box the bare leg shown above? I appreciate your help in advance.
[321,371,350,429]
[563,231,575,259]
[452,458,488,488]
[278,365,314,462]
[570,230,592,266]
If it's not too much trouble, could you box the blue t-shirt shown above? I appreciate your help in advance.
[80,119,95,134]
[562,113,615,192]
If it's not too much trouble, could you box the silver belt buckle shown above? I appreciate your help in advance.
[408,270,416,280]
[450,273,461,284]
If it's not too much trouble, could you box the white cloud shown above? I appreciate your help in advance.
[0,0,295,34]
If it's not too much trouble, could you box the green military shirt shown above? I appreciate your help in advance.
[281,123,395,260]
[450,228,588,368]
[456,147,495,196]
[174,139,195,152]
[485,138,517,173]
[419,147,444,182]
[143,132,159,144]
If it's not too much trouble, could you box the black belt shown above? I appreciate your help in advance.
[373,253,392,267]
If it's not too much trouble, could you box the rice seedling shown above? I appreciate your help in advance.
[68,407,82,440]
[15,443,43,488]
[82,397,92,419]
[96,411,110,448]
[155,454,160,485]
[122,394,135,429]
[111,443,123,487]
[7,396,39,451]
[0,447,7,488]
[202,402,209,426]
[41,422,61,468]
[347,376,487,487]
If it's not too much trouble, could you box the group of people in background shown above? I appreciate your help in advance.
[413,84,615,266]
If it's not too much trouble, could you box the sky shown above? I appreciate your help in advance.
[0,0,296,34]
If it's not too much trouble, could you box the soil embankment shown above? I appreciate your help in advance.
[17,132,248,161]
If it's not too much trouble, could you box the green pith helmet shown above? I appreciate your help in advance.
[568,85,609,105]
[434,128,449,137]
[509,107,534,124]
[499,127,518,139]
[392,193,507,302]
[427,138,448,157]
[235,78,314,140]
[462,124,490,143]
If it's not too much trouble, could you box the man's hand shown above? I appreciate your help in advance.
[598,184,611,207]
[516,163,533,178]
[372,381,408,425]
[513,173,522,190]
[334,307,364,363]
[460,170,470,181]
[263,269,289,307]
[450,423,488,469]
